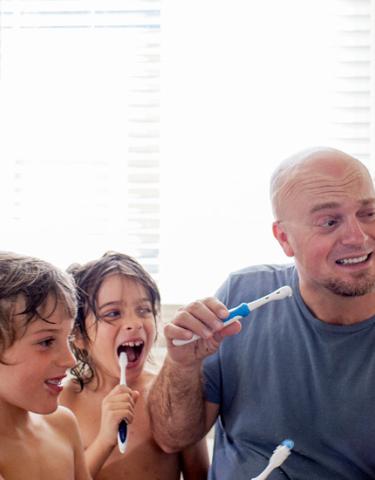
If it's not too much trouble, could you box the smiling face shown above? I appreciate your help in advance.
[0,295,75,415]
[273,152,375,299]
[82,274,156,385]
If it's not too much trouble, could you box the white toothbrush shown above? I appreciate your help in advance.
[117,351,128,454]
[172,285,293,346]
[251,439,294,480]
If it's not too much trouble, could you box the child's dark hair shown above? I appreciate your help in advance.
[0,251,77,359]
[67,251,161,390]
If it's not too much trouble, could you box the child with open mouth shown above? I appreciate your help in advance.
[60,251,209,479]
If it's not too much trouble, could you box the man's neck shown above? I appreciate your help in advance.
[300,285,375,325]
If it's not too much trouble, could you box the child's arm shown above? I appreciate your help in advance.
[84,385,139,478]
[179,437,210,480]
[56,406,92,480]
[71,419,92,480]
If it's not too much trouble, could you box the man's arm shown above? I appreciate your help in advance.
[179,436,210,480]
[149,356,217,451]
[148,297,240,452]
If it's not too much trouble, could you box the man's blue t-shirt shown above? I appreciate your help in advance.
[203,264,375,479]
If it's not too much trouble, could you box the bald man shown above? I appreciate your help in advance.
[149,147,375,479]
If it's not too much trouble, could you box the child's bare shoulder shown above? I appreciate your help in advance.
[45,405,80,437]
[45,407,87,463]
[134,369,157,394]
[0,409,83,480]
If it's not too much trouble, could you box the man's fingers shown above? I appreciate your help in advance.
[215,320,242,340]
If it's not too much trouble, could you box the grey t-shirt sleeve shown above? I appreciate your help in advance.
[203,351,221,403]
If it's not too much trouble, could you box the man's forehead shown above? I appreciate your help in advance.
[278,172,375,220]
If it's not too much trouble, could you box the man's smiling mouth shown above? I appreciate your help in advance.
[336,253,371,265]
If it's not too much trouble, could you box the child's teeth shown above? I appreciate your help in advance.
[122,341,143,347]
[46,379,61,385]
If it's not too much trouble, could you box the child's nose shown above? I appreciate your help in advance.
[122,316,143,331]
[57,343,76,369]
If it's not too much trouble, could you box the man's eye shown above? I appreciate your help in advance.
[359,210,375,221]
[321,219,338,228]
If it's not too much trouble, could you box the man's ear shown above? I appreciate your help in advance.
[272,221,294,257]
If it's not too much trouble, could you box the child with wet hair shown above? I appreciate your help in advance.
[60,251,209,479]
[0,251,91,480]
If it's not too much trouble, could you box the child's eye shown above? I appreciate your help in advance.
[37,337,55,348]
[102,310,121,321]
[137,306,153,317]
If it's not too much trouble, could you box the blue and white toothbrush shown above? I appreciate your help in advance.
[172,285,293,346]
[117,351,128,454]
[251,439,294,480]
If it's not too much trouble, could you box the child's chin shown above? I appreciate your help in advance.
[31,401,59,415]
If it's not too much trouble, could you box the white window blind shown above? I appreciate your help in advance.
[159,0,375,303]
[0,0,374,304]
[0,0,161,275]
[328,0,374,161]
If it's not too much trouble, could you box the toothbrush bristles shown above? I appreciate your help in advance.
[119,352,127,386]
[251,439,294,480]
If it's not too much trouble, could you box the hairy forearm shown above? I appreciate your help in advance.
[149,356,206,452]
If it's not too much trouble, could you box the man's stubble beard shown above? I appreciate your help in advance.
[323,272,375,297]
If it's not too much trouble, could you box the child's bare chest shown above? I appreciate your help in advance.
[96,444,181,480]
[0,431,74,480]
[76,388,181,480]
[79,391,155,450]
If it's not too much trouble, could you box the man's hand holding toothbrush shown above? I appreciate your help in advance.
[148,297,241,452]
[164,297,242,366]
[165,285,292,364]
[149,287,292,452]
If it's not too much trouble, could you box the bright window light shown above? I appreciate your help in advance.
[0,0,373,304]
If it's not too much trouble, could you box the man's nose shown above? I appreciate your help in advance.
[341,217,368,245]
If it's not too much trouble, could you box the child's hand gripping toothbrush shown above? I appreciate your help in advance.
[117,351,128,454]
[251,439,294,480]
[172,285,293,346]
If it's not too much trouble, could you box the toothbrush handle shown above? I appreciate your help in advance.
[118,354,128,453]
[223,303,250,325]
[118,420,127,454]
[172,303,250,346]
[251,465,274,480]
